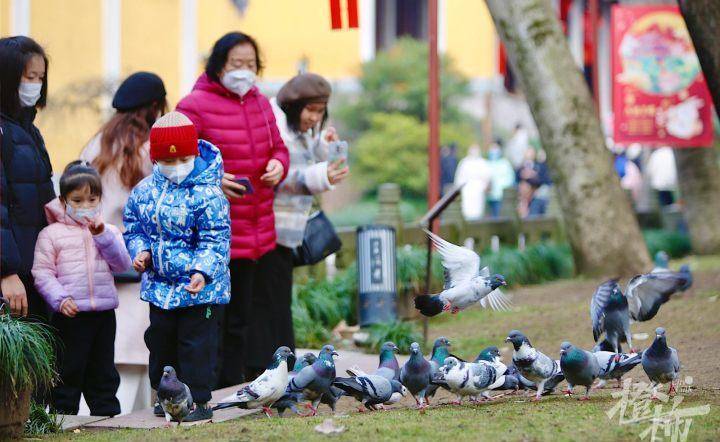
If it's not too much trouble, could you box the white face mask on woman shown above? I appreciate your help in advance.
[18,82,42,107]
[221,69,256,97]
[158,159,195,184]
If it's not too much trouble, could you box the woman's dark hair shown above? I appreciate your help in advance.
[0,36,49,117]
[283,100,329,134]
[205,32,263,82]
[59,161,103,200]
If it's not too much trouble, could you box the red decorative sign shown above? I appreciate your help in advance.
[611,5,713,147]
[330,0,359,30]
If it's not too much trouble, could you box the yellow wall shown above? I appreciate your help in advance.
[446,0,497,79]
[0,0,10,35]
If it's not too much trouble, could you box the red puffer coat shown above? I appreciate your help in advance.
[177,74,289,260]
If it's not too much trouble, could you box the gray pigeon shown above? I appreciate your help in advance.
[400,342,433,408]
[346,342,407,408]
[333,375,406,411]
[626,266,692,322]
[475,346,534,395]
[642,327,681,398]
[425,337,455,401]
[271,352,317,416]
[157,366,193,426]
[652,251,670,272]
[286,344,339,416]
[506,330,564,401]
[559,342,600,400]
[594,349,643,388]
[590,279,633,353]
[214,346,293,417]
[414,230,509,316]
[434,356,507,404]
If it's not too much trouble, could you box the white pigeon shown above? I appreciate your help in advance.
[414,229,510,317]
[214,346,293,417]
[436,357,508,404]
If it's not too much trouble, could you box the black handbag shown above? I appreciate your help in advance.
[292,210,342,267]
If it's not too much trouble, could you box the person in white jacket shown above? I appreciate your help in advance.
[454,144,492,220]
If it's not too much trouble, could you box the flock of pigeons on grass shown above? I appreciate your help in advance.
[156,233,693,424]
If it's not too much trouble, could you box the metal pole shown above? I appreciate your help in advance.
[425,0,440,343]
[588,0,600,113]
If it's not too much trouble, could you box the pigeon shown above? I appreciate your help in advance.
[346,342,406,407]
[506,330,564,401]
[652,251,670,272]
[271,352,317,416]
[333,375,406,411]
[475,346,534,394]
[559,342,600,400]
[593,349,643,389]
[414,229,509,317]
[286,344,339,416]
[625,266,692,322]
[157,366,193,426]
[590,279,633,353]
[435,356,507,404]
[400,342,433,408]
[642,327,680,398]
[426,337,455,401]
[214,346,293,417]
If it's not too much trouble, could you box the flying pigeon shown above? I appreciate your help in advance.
[506,330,564,401]
[214,346,293,417]
[414,229,509,317]
[625,266,692,322]
[426,337,455,401]
[271,352,317,416]
[590,279,633,353]
[400,342,433,408]
[157,366,193,426]
[559,342,601,400]
[434,356,507,404]
[333,375,406,411]
[593,349,643,389]
[286,344,339,416]
[642,327,680,398]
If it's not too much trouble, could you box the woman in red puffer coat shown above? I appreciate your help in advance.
[176,32,289,387]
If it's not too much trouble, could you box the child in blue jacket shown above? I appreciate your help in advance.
[123,111,230,422]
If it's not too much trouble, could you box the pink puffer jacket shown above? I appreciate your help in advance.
[176,74,289,260]
[32,198,132,312]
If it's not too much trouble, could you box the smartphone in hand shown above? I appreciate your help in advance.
[233,176,254,195]
[328,140,349,164]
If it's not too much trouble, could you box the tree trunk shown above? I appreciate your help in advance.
[485,0,651,276]
[675,1,720,254]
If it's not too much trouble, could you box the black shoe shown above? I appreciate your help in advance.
[184,403,212,422]
[153,402,163,417]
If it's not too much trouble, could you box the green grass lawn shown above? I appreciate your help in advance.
[47,255,720,441]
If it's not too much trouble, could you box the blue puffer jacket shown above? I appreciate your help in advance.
[123,140,231,310]
[1,110,56,279]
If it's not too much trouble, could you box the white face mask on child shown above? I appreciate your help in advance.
[66,205,100,225]
[158,159,195,184]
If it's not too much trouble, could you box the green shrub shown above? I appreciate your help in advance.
[292,295,331,349]
[483,243,574,286]
[643,229,692,258]
[24,401,63,436]
[367,321,422,354]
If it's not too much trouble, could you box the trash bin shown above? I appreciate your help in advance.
[356,225,397,327]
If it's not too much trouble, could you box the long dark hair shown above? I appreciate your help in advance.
[91,99,167,190]
[0,36,49,117]
[205,32,263,82]
[283,100,329,135]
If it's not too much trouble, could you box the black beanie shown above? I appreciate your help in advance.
[112,72,166,111]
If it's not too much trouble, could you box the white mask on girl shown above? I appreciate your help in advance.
[221,69,256,97]
[66,205,100,225]
[19,82,42,107]
[158,158,195,184]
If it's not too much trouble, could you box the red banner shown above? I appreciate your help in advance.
[611,5,713,147]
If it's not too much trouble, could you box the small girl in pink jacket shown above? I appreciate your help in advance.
[32,161,132,417]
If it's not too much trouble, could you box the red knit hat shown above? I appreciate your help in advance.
[150,111,198,161]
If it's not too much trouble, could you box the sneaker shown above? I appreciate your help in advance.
[184,403,213,422]
[153,402,164,417]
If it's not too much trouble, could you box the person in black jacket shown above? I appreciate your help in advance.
[0,36,55,321]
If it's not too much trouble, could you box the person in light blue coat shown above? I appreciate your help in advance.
[486,142,516,218]
[123,111,230,422]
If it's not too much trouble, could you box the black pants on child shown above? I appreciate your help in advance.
[51,310,121,416]
[145,304,219,404]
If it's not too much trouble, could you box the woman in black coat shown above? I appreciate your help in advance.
[0,36,55,320]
